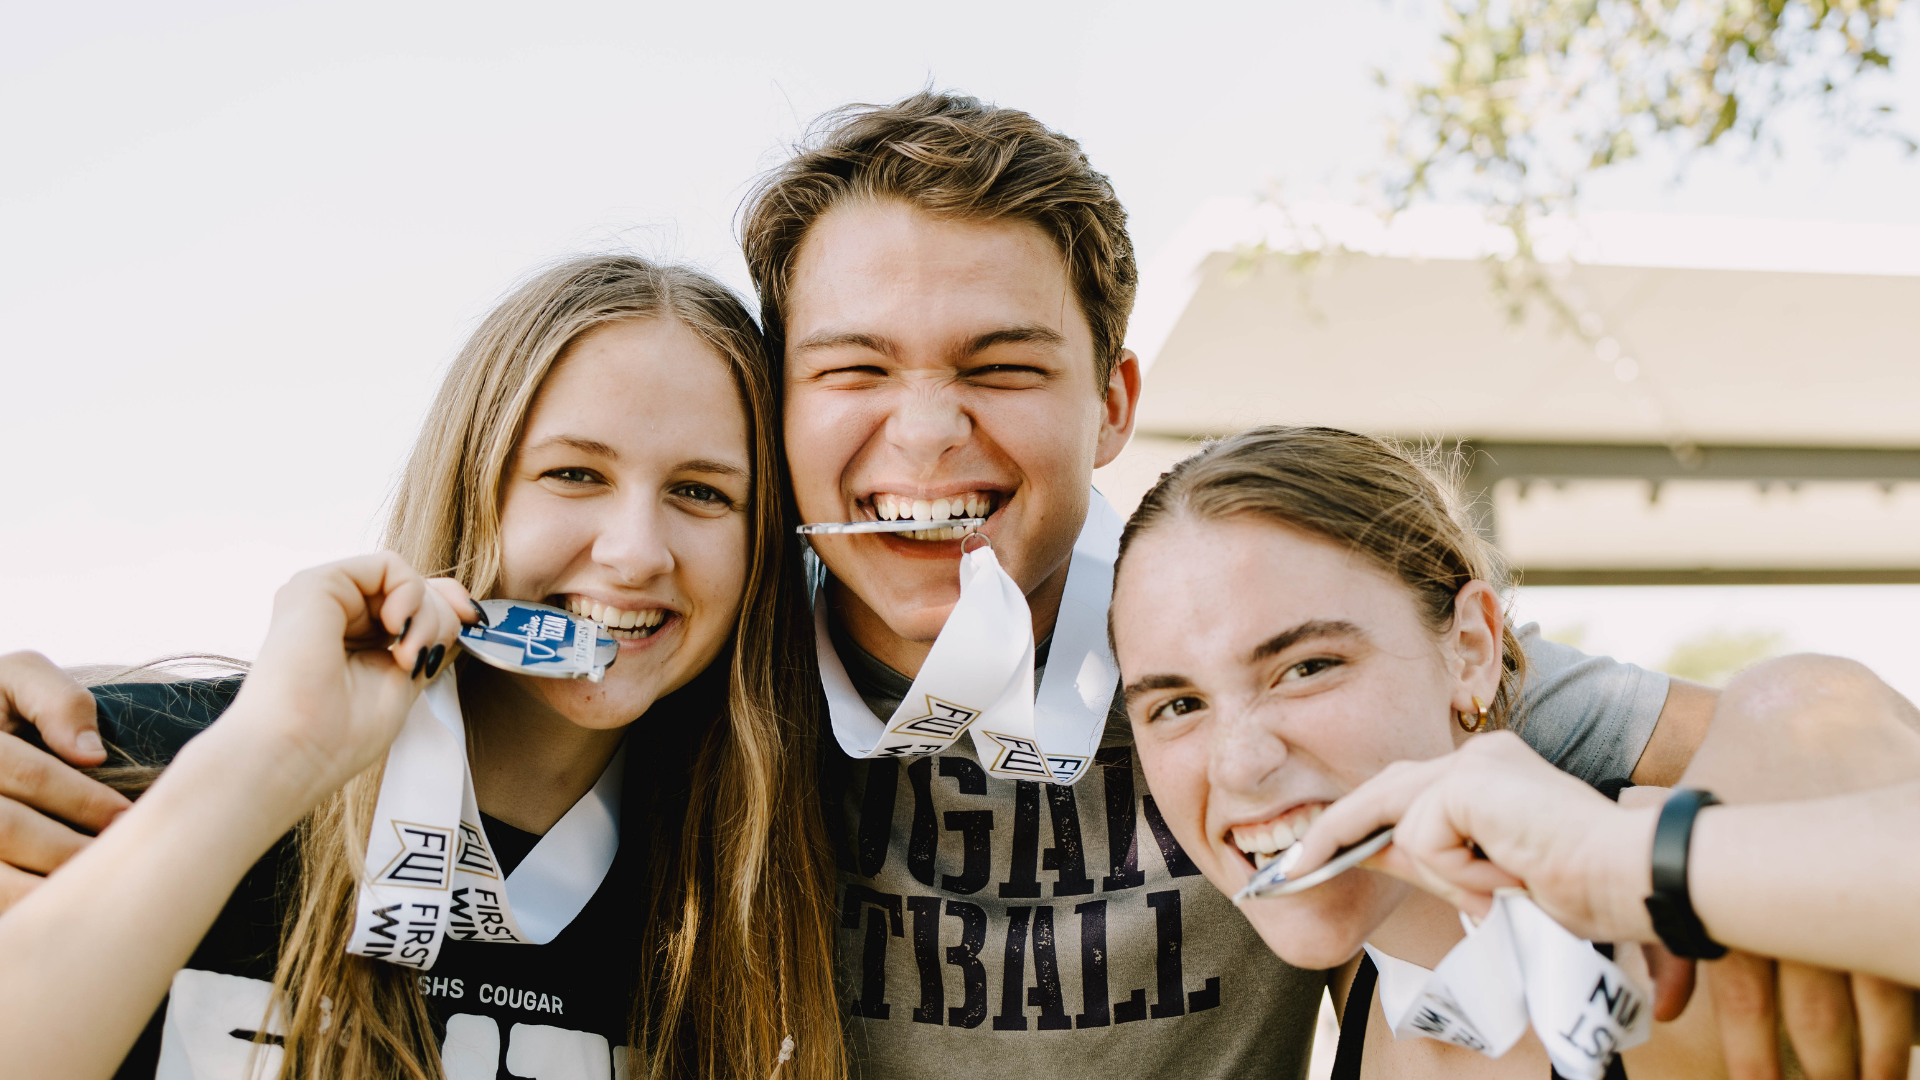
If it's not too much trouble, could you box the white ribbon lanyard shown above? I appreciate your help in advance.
[814,489,1124,786]
[347,670,623,970]
[1365,892,1652,1080]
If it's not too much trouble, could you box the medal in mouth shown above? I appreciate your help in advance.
[796,490,1000,541]
[459,599,619,681]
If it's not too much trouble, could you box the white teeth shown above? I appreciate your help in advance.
[899,524,970,540]
[867,491,998,535]
[1232,804,1330,866]
[566,598,667,632]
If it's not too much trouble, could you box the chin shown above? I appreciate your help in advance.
[884,601,960,645]
[532,669,668,730]
[1241,872,1399,971]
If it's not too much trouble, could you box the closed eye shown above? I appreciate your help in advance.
[966,363,1050,387]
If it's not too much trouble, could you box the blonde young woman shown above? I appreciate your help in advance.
[1106,427,1734,1080]
[0,256,841,1080]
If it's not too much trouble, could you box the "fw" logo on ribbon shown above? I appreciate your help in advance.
[978,731,1053,778]
[890,696,979,741]
[375,822,455,889]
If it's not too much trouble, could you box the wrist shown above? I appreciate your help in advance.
[1601,805,1661,942]
[164,713,345,834]
[1641,789,1730,959]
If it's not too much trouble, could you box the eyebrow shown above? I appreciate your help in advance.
[522,435,619,460]
[793,330,897,358]
[1248,620,1368,664]
[1120,619,1368,710]
[678,458,750,480]
[965,324,1067,355]
[792,323,1068,365]
[1120,673,1193,711]
[519,438,748,480]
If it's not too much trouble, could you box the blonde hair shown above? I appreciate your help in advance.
[260,255,842,1079]
[1116,426,1527,727]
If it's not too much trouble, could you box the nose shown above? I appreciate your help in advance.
[884,379,971,469]
[592,491,677,587]
[1206,700,1288,799]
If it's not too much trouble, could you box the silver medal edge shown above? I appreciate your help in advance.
[1233,826,1395,903]
[795,517,987,535]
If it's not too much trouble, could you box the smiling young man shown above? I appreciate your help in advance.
[738,93,1714,1079]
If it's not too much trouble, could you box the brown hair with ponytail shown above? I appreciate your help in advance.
[1115,426,1527,728]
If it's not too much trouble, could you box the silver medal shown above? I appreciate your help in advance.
[1233,826,1394,903]
[459,599,618,682]
[795,517,986,536]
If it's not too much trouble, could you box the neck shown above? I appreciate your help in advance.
[1365,886,1471,970]
[458,665,627,835]
[837,554,1072,680]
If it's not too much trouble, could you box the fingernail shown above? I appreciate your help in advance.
[470,600,490,627]
[399,616,413,643]
[424,644,446,680]
[77,731,104,756]
[412,648,429,679]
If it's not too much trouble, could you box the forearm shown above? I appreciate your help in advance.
[1687,782,1920,985]
[0,714,331,1080]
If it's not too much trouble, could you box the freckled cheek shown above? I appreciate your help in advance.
[1291,693,1422,788]
[991,414,1080,481]
[677,521,750,626]
[495,494,598,597]
[1139,743,1212,860]
[787,393,880,483]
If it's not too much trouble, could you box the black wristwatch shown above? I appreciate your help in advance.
[1643,788,1728,960]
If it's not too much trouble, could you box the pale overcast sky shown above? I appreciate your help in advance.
[6,0,1919,671]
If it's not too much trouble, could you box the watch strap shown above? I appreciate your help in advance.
[1643,788,1728,960]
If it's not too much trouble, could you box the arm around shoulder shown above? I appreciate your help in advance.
[0,553,476,1080]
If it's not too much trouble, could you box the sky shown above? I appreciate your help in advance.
[6,0,1920,687]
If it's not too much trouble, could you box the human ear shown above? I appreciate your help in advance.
[1445,580,1505,715]
[1093,350,1143,468]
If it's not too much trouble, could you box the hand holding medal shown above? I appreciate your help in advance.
[225,552,480,799]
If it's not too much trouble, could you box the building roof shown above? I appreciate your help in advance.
[1095,200,1920,580]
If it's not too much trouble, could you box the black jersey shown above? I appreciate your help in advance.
[90,678,646,1080]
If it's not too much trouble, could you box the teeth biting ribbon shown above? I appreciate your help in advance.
[870,491,996,541]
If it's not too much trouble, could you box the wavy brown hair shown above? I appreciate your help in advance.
[739,89,1136,388]
[258,255,841,1080]
[1115,426,1528,727]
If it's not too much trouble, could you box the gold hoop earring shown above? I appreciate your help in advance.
[1456,696,1490,733]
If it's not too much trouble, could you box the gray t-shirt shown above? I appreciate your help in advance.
[826,619,1668,1079]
